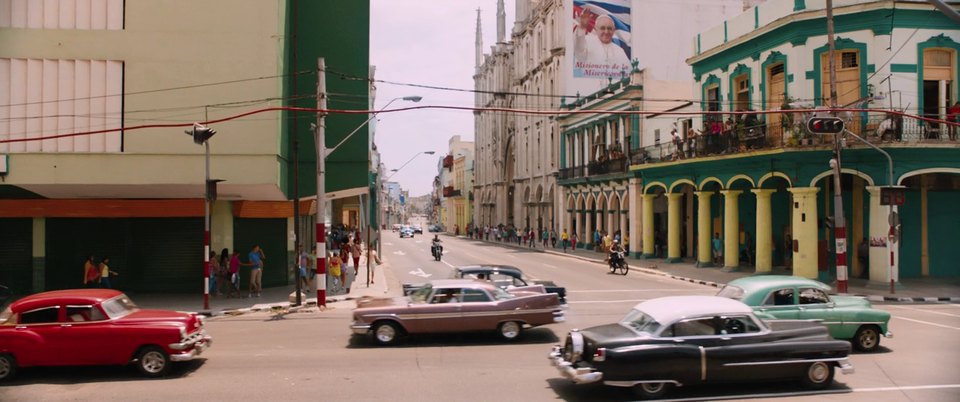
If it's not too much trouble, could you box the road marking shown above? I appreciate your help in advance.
[658,384,960,402]
[542,263,557,268]
[442,259,454,269]
[893,315,960,330]
[566,299,647,304]
[567,289,709,293]
[392,250,406,256]
[888,305,960,318]
[408,268,432,278]
[383,242,393,246]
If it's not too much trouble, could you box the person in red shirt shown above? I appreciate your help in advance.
[948,101,960,141]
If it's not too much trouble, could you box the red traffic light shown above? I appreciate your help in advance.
[806,117,845,134]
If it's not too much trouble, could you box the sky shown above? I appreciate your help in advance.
[371,1,515,197]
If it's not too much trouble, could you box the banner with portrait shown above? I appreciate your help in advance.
[572,0,632,78]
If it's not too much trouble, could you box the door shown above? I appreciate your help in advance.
[0,218,32,295]
[59,305,116,365]
[768,64,786,145]
[754,287,801,319]
[821,50,862,133]
[796,287,841,332]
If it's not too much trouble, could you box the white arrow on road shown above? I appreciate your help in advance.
[409,268,432,278]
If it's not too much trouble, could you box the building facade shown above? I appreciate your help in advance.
[0,0,371,293]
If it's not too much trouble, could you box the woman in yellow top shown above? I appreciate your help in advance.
[561,229,570,252]
[329,251,343,290]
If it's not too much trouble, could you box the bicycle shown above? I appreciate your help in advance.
[608,251,629,275]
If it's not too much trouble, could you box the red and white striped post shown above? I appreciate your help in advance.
[315,58,327,308]
[203,230,210,309]
[830,156,848,294]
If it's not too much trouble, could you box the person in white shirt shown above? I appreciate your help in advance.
[574,13,630,72]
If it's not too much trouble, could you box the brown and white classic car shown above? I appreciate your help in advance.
[351,279,564,345]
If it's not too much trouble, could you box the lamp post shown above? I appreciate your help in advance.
[185,123,217,310]
[386,151,436,181]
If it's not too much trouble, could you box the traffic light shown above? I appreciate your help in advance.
[806,117,845,134]
[185,123,216,144]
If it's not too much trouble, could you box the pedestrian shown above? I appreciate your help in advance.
[248,244,265,298]
[82,255,100,288]
[329,251,343,291]
[298,246,312,291]
[98,256,118,289]
[227,249,243,298]
[857,238,869,277]
[571,232,578,251]
[542,228,549,248]
[712,232,723,265]
[350,237,363,276]
[561,229,569,252]
[218,248,230,295]
[339,242,350,286]
[208,250,221,296]
[593,230,602,252]
[550,229,557,248]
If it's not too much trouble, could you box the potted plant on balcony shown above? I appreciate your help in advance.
[780,96,811,146]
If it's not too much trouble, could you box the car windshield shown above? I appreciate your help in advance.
[716,285,745,300]
[490,286,515,301]
[409,284,433,303]
[619,309,662,335]
[100,294,139,319]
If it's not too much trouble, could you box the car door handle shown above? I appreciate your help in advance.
[60,324,72,328]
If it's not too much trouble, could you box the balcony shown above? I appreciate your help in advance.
[442,155,453,169]
[442,186,461,197]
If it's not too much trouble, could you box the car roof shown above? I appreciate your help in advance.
[455,265,523,276]
[633,296,753,324]
[11,289,124,313]
[428,279,494,289]
[726,275,832,294]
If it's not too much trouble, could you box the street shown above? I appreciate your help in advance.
[2,234,959,401]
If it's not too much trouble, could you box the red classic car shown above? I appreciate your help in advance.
[352,279,564,345]
[0,289,212,381]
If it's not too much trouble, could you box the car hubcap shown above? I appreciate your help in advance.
[0,358,10,378]
[502,322,520,338]
[860,329,878,349]
[142,351,166,373]
[809,362,829,383]
[642,383,663,393]
[376,325,396,343]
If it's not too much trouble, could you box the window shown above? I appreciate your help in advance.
[734,75,750,111]
[672,317,719,337]
[720,316,762,335]
[716,285,744,300]
[763,288,796,306]
[66,305,108,322]
[799,288,831,305]
[430,289,462,304]
[841,51,859,68]
[20,306,59,324]
[490,273,524,288]
[461,288,492,303]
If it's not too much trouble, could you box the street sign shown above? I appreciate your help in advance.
[880,186,906,206]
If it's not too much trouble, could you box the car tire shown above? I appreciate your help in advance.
[0,353,17,381]
[498,321,522,340]
[633,382,672,399]
[799,361,834,390]
[853,325,881,352]
[135,346,171,378]
[372,321,401,346]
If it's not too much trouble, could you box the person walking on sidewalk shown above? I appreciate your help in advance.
[350,237,363,276]
[83,255,100,288]
[712,233,722,265]
[571,232,579,251]
[227,250,243,298]
[561,229,570,252]
[208,250,221,296]
[248,244,265,298]
[99,256,118,289]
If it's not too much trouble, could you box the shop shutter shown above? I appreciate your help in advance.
[233,218,289,289]
[0,218,32,296]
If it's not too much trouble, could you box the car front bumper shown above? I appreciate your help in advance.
[168,331,212,362]
[548,346,603,384]
[351,323,371,335]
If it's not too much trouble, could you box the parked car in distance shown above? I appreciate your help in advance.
[352,279,564,345]
[413,225,424,234]
[0,289,212,381]
[428,224,443,233]
[549,295,853,399]
[399,226,414,238]
[716,275,892,352]
[404,265,567,304]
[392,224,402,232]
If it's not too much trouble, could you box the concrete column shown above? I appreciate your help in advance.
[585,208,594,249]
[866,186,899,284]
[752,189,776,273]
[789,187,820,279]
[721,190,742,270]
[695,191,714,267]
[666,193,683,262]
[32,217,45,292]
[642,194,656,257]
[629,178,641,257]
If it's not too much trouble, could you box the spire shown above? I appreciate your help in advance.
[475,8,482,71]
[496,0,505,43]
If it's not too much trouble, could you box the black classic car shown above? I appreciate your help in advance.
[549,295,853,399]
[403,265,567,304]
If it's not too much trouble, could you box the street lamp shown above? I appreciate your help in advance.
[386,151,436,181]
[184,123,217,310]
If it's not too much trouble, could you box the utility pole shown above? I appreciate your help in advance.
[315,58,327,309]
[826,0,848,293]
[293,118,302,306]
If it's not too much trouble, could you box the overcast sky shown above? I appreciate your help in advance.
[371,1,515,197]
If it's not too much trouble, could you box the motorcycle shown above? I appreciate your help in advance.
[431,242,443,261]
[608,250,628,275]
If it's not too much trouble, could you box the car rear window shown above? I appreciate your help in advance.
[716,285,744,300]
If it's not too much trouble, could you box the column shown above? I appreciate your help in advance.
[666,193,683,262]
[629,178,641,258]
[32,217,45,292]
[585,208,594,250]
[721,190,742,270]
[789,187,820,279]
[695,191,714,267]
[866,187,898,284]
[752,189,776,273]
[642,194,655,257]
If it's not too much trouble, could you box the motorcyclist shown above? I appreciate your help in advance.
[431,235,443,256]
[609,240,625,267]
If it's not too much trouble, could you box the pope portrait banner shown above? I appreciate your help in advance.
[573,0,632,78]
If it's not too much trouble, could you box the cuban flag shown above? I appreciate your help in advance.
[573,0,632,59]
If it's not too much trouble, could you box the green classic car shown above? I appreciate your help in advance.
[717,275,892,352]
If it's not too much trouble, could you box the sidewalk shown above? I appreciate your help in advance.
[459,234,960,303]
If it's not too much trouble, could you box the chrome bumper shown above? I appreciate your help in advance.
[885,330,893,338]
[351,323,371,335]
[549,346,603,384]
[837,358,855,375]
[168,332,212,362]
[553,310,566,323]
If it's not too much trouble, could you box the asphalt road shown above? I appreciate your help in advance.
[2,233,959,401]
